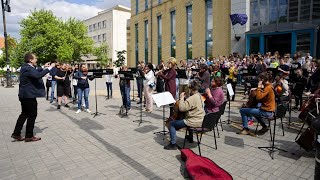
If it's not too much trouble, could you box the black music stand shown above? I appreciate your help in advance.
[129,68,138,101]
[104,69,114,100]
[152,92,176,140]
[118,71,134,118]
[88,69,107,118]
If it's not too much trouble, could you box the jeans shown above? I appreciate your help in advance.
[169,120,187,144]
[240,108,273,129]
[120,85,131,109]
[73,85,78,100]
[106,82,112,97]
[13,98,37,138]
[50,80,56,102]
[77,88,90,109]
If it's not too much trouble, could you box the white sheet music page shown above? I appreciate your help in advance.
[226,83,234,96]
[152,92,176,107]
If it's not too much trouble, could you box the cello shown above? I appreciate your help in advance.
[165,99,186,129]
[242,89,259,108]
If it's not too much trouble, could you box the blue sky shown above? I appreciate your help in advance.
[0,0,131,39]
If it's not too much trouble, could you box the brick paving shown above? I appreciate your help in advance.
[0,78,315,180]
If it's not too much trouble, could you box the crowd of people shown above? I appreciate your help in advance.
[11,51,320,148]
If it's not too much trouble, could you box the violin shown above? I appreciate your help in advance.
[242,89,259,108]
[165,100,186,129]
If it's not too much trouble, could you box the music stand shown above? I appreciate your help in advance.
[129,68,138,101]
[152,92,176,140]
[88,69,109,118]
[118,71,134,118]
[225,83,234,124]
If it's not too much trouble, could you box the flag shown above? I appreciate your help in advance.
[230,14,248,26]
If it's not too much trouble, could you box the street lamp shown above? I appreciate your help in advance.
[1,0,13,88]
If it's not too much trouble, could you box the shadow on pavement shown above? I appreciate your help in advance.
[134,125,158,134]
[59,111,161,179]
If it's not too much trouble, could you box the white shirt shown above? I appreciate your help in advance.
[105,74,113,83]
[144,70,155,86]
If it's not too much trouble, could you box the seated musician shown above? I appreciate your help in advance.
[238,72,275,135]
[164,79,205,150]
[204,77,225,113]
[273,73,289,101]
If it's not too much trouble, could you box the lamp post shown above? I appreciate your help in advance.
[1,0,13,88]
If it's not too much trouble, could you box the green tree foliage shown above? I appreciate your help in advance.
[114,50,126,68]
[94,43,110,67]
[16,9,93,65]
[0,35,18,68]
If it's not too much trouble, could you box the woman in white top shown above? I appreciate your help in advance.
[105,68,113,99]
[144,63,156,112]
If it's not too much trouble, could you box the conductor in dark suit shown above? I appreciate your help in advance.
[11,53,55,142]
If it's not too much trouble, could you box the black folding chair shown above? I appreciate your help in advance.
[217,101,228,133]
[183,112,221,156]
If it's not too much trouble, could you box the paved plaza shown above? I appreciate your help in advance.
[0,78,315,180]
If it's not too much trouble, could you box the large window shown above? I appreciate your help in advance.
[102,33,106,42]
[157,15,162,64]
[135,24,139,65]
[250,0,259,28]
[98,35,101,42]
[300,0,311,21]
[278,0,288,23]
[98,22,101,29]
[313,0,320,19]
[260,0,268,25]
[145,20,148,63]
[289,0,299,22]
[269,0,278,24]
[170,11,176,58]
[93,23,96,31]
[102,20,106,28]
[205,0,213,59]
[136,0,139,14]
[186,5,192,60]
[89,25,92,32]
[145,0,148,10]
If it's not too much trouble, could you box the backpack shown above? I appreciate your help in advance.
[181,149,233,180]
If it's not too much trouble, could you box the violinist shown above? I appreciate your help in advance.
[119,65,131,111]
[195,64,210,94]
[55,63,71,109]
[292,69,307,110]
[238,72,275,135]
[164,79,205,150]
[273,73,289,101]
[204,77,225,113]
[74,64,92,114]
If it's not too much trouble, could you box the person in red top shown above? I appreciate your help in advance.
[238,72,276,135]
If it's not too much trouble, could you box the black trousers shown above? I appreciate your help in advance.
[227,79,237,101]
[13,98,37,138]
[294,93,303,108]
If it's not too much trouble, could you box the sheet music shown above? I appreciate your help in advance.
[227,83,234,96]
[152,92,176,107]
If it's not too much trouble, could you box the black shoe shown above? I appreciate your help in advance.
[164,143,178,150]
[258,127,269,135]
[53,97,57,100]
[137,101,142,104]
[186,135,194,143]
[57,105,61,109]
[65,104,70,108]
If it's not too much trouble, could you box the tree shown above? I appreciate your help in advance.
[114,50,126,68]
[18,9,94,65]
[93,43,110,67]
[0,35,18,68]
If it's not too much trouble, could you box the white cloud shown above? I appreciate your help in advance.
[0,0,103,40]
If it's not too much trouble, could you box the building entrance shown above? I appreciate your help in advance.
[265,33,291,56]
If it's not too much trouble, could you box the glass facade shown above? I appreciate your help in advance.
[170,11,176,58]
[250,0,320,29]
[205,0,213,59]
[136,0,139,14]
[135,24,139,65]
[145,0,148,10]
[145,20,149,63]
[157,15,162,64]
[186,5,192,60]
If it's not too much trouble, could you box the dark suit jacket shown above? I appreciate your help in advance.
[18,63,50,98]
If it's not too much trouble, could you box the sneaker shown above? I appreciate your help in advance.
[258,127,270,135]
[86,109,91,113]
[127,108,132,112]
[164,143,179,150]
[65,104,70,108]
[237,129,250,135]
[248,120,254,126]
[57,105,61,109]
[75,109,81,114]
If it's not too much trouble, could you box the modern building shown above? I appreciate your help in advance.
[83,5,131,66]
[246,0,320,58]
[231,0,250,56]
[128,0,231,67]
